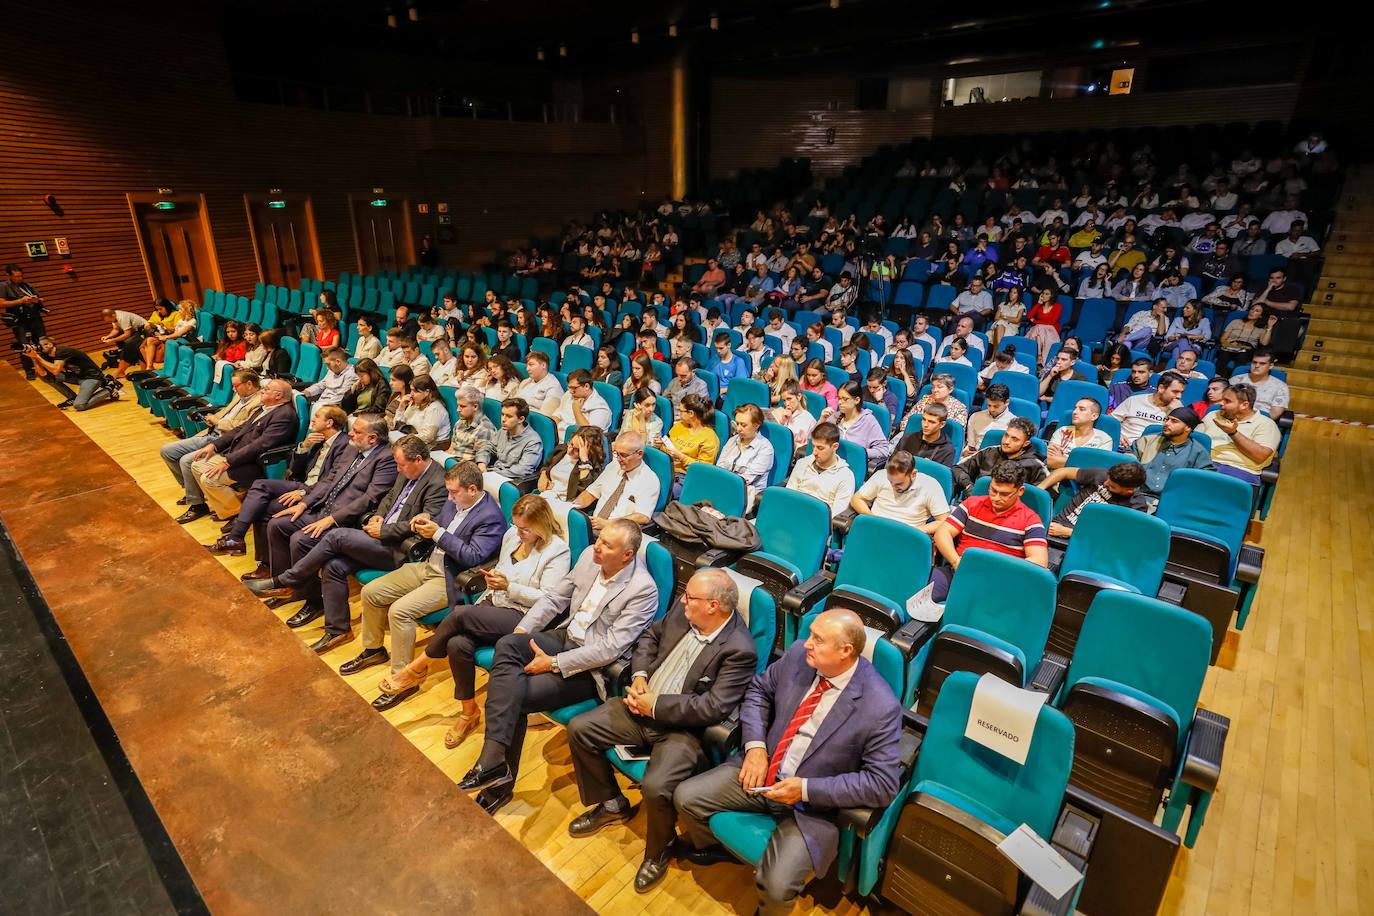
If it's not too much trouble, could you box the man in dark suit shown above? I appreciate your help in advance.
[565,568,758,892]
[245,434,447,652]
[257,413,397,586]
[205,404,350,561]
[457,518,658,814]
[673,609,903,916]
[346,460,507,708]
[187,378,299,521]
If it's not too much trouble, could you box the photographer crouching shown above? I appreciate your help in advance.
[28,336,120,411]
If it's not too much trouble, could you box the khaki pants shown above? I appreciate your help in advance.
[359,561,450,672]
[191,456,243,518]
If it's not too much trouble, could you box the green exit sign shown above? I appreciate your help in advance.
[369,198,388,208]
[267,200,287,209]
[154,201,177,210]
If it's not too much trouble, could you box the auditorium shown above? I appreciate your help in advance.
[3,1,1372,914]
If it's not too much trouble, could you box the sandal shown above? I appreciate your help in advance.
[443,711,482,749]
[378,668,426,695]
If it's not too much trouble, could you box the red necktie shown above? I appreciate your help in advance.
[766,678,832,783]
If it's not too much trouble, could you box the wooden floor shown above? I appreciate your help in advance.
[32,377,1374,915]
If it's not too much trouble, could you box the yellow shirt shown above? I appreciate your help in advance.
[1068,228,1101,248]
[147,310,180,333]
[1199,410,1280,474]
[667,422,719,475]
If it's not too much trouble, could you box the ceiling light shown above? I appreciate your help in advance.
[558,44,567,57]
[709,14,719,30]
[631,28,639,44]
[386,10,397,28]
[536,47,545,61]
[830,0,840,8]
[407,5,418,22]
[668,23,678,37]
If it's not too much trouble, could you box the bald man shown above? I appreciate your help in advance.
[674,609,903,916]
[458,518,659,814]
[566,569,759,892]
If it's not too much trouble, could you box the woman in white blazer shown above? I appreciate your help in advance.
[385,493,571,749]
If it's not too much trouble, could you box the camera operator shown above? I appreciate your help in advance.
[1,264,49,379]
[28,336,117,411]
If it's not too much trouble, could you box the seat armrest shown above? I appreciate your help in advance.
[170,395,207,410]
[1235,544,1264,585]
[889,618,937,662]
[780,570,835,620]
[901,707,930,736]
[152,386,188,400]
[1019,847,1087,916]
[450,560,494,594]
[837,806,879,838]
[606,658,633,696]
[696,547,744,569]
[257,444,295,466]
[702,709,742,759]
[1028,652,1069,696]
[1059,571,1135,595]
[831,508,857,538]
[185,340,217,352]
[1277,409,1294,432]
[1181,708,1229,794]
[898,727,923,774]
[1259,460,1280,488]
[1156,579,1188,606]
[513,472,541,496]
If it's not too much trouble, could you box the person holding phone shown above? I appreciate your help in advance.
[1,264,48,379]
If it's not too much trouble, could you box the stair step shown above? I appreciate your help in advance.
[1285,367,1374,396]
[1326,240,1374,257]
[1289,386,1374,423]
[1301,334,1374,357]
[1317,265,1374,280]
[1290,350,1374,374]
[1321,251,1374,268]
[1308,303,1374,321]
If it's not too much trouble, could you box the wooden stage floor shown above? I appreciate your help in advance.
[9,370,1374,915]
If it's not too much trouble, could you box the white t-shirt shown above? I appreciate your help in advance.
[1230,372,1290,415]
[555,389,612,437]
[786,454,854,517]
[518,373,565,414]
[856,471,949,530]
[1111,393,1173,446]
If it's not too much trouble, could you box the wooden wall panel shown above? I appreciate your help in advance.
[0,0,671,365]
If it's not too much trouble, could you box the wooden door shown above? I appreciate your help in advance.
[352,196,413,274]
[130,196,221,302]
[246,196,322,286]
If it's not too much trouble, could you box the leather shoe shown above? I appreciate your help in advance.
[476,785,513,815]
[263,596,300,610]
[682,844,736,867]
[176,496,191,506]
[309,631,353,654]
[245,577,294,599]
[340,648,389,675]
[205,537,245,556]
[240,564,271,581]
[371,686,418,711]
[220,518,235,534]
[568,800,637,838]
[175,504,209,524]
[634,851,673,893]
[458,761,513,793]
[285,605,324,628]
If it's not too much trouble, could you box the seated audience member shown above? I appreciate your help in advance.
[517,350,564,414]
[621,386,665,441]
[897,401,957,467]
[800,358,838,412]
[561,314,595,354]
[1107,358,1155,411]
[664,357,708,422]
[445,385,496,464]
[162,370,262,515]
[427,340,459,387]
[348,461,506,707]
[773,381,818,452]
[1130,407,1214,506]
[850,450,950,535]
[564,568,758,892]
[206,404,349,557]
[898,374,969,442]
[390,375,452,449]
[185,379,299,521]
[824,380,892,473]
[30,335,117,411]
[1198,383,1281,485]
[250,413,397,583]
[1046,397,1114,469]
[738,325,776,376]
[1112,371,1187,449]
[1038,347,1089,405]
[567,430,660,531]
[554,368,613,439]
[929,462,1049,602]
[242,435,447,650]
[709,332,751,395]
[484,397,544,490]
[491,321,522,363]
[341,358,391,416]
[1172,348,1208,381]
[935,315,987,361]
[962,383,1013,458]
[303,347,357,412]
[864,368,899,420]
[400,337,431,377]
[786,422,855,517]
[673,608,902,916]
[1229,348,1290,420]
[375,328,406,369]
[538,426,607,505]
[457,519,658,813]
[1038,461,1149,538]
[374,494,571,748]
[659,393,720,494]
[716,404,776,507]
[952,416,1047,494]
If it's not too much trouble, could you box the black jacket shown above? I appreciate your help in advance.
[364,460,449,566]
[630,610,758,728]
[952,444,1048,494]
[215,401,300,483]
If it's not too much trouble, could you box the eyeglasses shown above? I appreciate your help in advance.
[683,592,714,604]
[614,450,642,461]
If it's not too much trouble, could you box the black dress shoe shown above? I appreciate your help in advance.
[205,537,246,556]
[568,800,638,838]
[56,398,74,410]
[25,370,36,381]
[476,785,513,815]
[285,604,324,628]
[340,648,389,675]
[309,631,353,654]
[263,596,300,610]
[240,564,272,582]
[458,761,513,793]
[371,686,418,711]
[634,851,673,893]
[245,577,294,599]
[220,518,235,534]
[682,844,736,867]
[176,496,191,506]
[175,504,209,524]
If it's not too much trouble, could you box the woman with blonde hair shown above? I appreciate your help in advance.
[758,353,797,405]
[141,298,198,368]
[377,493,571,748]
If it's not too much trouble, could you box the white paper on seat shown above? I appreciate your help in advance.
[860,625,884,661]
[481,470,511,500]
[719,566,763,625]
[997,824,1084,900]
[964,673,1047,765]
[637,531,657,559]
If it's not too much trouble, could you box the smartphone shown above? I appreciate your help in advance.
[748,785,773,794]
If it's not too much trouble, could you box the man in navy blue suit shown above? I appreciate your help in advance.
[673,608,902,916]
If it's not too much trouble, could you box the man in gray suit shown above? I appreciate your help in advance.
[565,568,758,892]
[674,609,903,916]
[459,518,659,814]
[245,435,448,652]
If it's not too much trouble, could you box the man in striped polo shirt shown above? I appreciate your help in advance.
[929,462,1049,602]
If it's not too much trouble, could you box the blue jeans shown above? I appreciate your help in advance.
[160,434,215,502]
[43,373,108,411]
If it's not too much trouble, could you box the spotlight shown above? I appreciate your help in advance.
[407,4,418,22]
[668,23,678,37]
[558,44,567,57]
[386,10,397,28]
[536,47,545,61]
[830,0,840,8]
[631,28,639,44]
[709,14,719,30]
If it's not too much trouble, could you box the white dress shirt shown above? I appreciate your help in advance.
[555,389,612,437]
[584,460,660,519]
[856,471,949,529]
[745,659,859,800]
[428,500,473,573]
[641,617,730,713]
